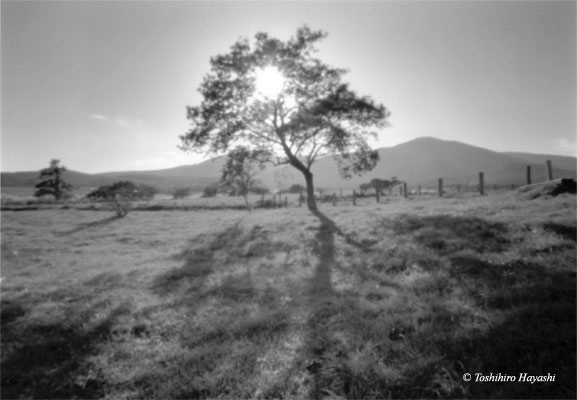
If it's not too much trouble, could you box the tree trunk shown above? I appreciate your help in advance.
[243,194,252,213]
[303,170,318,212]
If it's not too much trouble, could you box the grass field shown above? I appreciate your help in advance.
[1,192,575,399]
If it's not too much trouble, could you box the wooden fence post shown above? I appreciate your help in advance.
[376,188,380,203]
[353,191,357,206]
[438,178,443,197]
[479,172,485,195]
[547,160,553,180]
[527,166,532,185]
[418,185,421,196]
[332,193,337,206]
[403,182,408,199]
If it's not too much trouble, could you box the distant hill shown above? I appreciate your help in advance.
[2,137,575,192]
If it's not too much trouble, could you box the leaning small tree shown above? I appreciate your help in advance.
[220,146,267,213]
[179,26,389,212]
[86,181,148,218]
[34,159,73,200]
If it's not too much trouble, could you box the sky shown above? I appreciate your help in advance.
[1,0,575,173]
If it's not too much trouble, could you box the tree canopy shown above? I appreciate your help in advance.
[180,26,389,211]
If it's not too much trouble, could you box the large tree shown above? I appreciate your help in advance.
[179,26,389,212]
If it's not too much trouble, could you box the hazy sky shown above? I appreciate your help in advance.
[2,0,575,173]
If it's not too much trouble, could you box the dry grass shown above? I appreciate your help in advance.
[1,192,575,399]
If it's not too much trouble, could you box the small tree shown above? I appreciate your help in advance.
[202,183,219,198]
[179,26,389,213]
[172,187,193,199]
[288,184,305,194]
[220,146,267,212]
[34,159,72,200]
[86,181,147,217]
[137,184,158,201]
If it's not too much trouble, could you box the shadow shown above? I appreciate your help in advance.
[297,212,576,399]
[151,221,244,298]
[303,209,383,399]
[56,215,121,236]
[1,304,132,399]
[542,222,577,243]
[391,214,510,255]
[444,258,576,399]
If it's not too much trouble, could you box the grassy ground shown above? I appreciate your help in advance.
[1,192,575,399]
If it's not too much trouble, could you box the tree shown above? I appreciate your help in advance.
[86,181,153,218]
[172,187,193,199]
[202,183,219,198]
[34,159,73,200]
[179,26,389,212]
[220,146,267,212]
[287,184,305,194]
[371,177,401,196]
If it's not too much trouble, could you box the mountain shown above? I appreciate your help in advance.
[2,137,575,192]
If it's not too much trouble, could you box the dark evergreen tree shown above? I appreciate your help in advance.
[34,159,72,200]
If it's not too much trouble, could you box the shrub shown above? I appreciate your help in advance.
[202,184,219,198]
[172,187,193,199]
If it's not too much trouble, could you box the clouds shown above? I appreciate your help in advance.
[90,114,107,121]
[89,113,145,129]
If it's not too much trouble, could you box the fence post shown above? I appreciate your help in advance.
[353,191,357,206]
[332,193,337,206]
[376,188,380,203]
[438,178,443,197]
[479,172,485,195]
[418,185,421,196]
[527,166,532,185]
[547,160,553,180]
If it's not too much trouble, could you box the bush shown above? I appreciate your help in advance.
[202,184,219,198]
[172,187,193,199]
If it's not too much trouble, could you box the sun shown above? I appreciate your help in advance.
[254,66,286,99]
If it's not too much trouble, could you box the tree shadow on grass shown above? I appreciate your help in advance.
[445,256,575,398]
[150,221,244,298]
[386,214,576,399]
[56,215,121,236]
[542,222,577,243]
[298,212,575,399]
[1,303,133,399]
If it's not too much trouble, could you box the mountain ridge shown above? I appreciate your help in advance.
[2,137,575,191]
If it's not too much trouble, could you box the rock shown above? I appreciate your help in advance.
[515,178,576,200]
